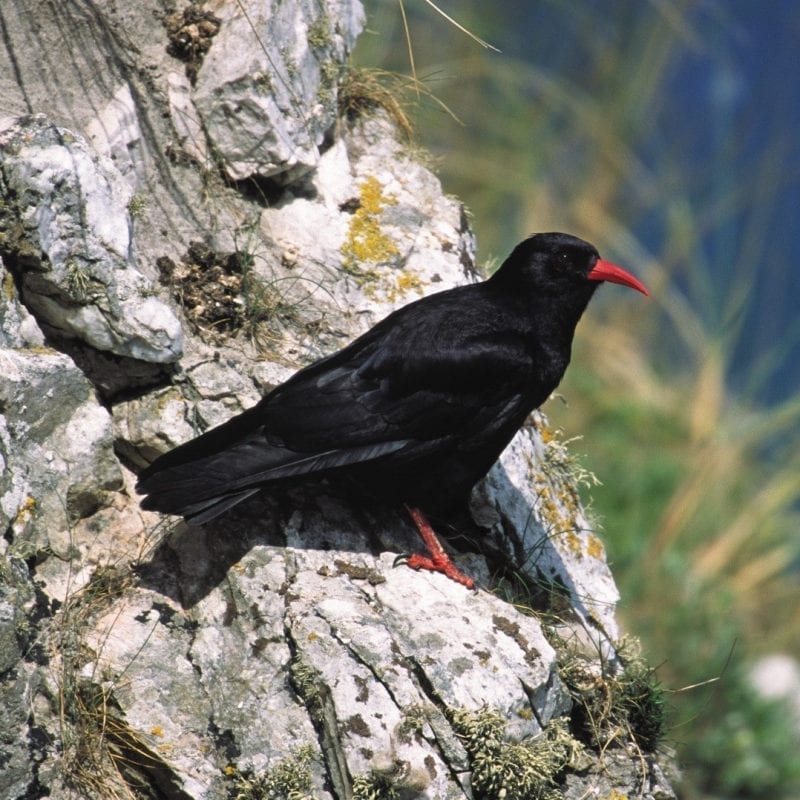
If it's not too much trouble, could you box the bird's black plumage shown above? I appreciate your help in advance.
[137,233,647,526]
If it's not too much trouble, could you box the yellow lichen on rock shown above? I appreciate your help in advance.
[15,495,37,523]
[341,176,426,302]
[342,176,399,268]
[586,534,606,559]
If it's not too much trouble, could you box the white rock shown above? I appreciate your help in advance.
[193,0,365,181]
[0,115,182,363]
[84,82,144,187]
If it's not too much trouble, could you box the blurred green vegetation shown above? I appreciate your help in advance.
[354,2,800,797]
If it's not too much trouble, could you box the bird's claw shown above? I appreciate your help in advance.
[393,550,476,591]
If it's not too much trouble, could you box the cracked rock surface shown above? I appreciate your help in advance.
[0,2,676,799]
[0,116,183,365]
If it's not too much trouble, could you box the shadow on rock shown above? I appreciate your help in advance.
[134,482,482,608]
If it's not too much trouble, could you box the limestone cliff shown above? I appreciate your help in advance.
[0,2,674,798]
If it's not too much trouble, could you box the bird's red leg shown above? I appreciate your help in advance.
[401,505,475,590]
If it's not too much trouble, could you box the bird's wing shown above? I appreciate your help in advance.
[137,288,535,518]
[262,292,535,450]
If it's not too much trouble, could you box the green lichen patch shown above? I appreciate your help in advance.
[318,61,341,105]
[449,707,585,800]
[307,15,332,51]
[351,770,400,800]
[395,704,431,744]
[127,194,147,219]
[289,657,324,714]
[351,756,434,800]
[65,258,94,302]
[527,415,604,559]
[232,745,318,800]
[539,422,601,493]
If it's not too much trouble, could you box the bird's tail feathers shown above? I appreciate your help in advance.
[137,436,409,523]
[177,488,261,525]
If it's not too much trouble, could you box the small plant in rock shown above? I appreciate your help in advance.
[449,706,584,800]
[557,634,666,755]
[232,745,317,800]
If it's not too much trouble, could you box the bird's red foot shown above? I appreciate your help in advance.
[398,505,476,590]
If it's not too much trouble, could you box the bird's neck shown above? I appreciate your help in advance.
[542,288,596,344]
[492,282,596,395]
[494,281,596,349]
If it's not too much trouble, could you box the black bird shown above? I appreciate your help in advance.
[137,233,648,588]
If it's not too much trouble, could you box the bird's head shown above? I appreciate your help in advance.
[491,232,649,299]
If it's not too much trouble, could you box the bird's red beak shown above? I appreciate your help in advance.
[588,259,649,296]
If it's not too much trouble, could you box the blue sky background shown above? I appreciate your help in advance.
[360,1,800,407]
